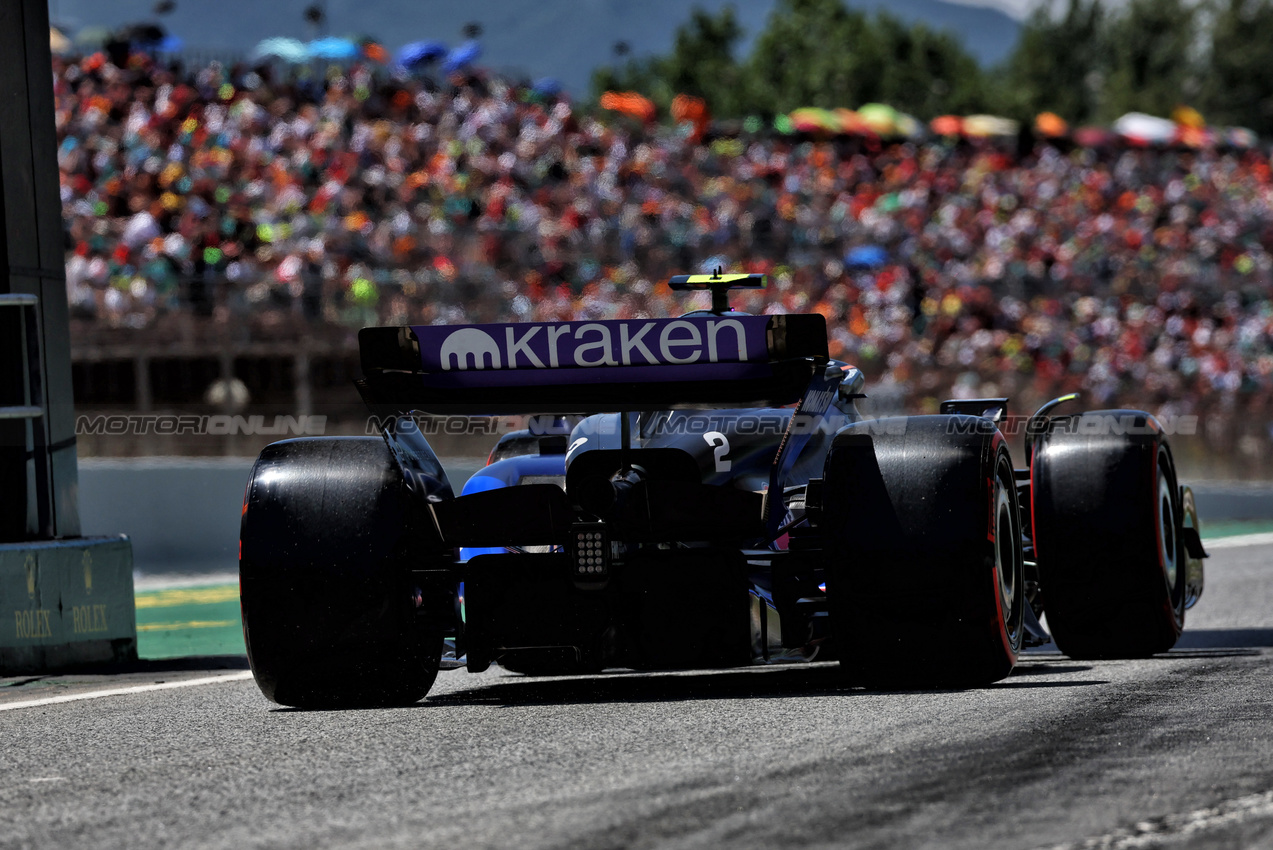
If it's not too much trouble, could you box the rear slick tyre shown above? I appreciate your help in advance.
[1031,411,1186,659]
[239,437,442,708]
[822,416,1025,688]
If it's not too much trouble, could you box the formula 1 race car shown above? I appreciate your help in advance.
[238,274,1209,707]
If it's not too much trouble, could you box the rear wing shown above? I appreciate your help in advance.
[358,314,828,415]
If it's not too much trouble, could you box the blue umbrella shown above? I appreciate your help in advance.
[699,255,729,274]
[254,37,309,63]
[397,40,447,67]
[307,36,359,60]
[532,77,562,97]
[442,40,481,73]
[845,245,888,269]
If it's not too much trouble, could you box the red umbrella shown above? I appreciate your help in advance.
[1073,125,1113,147]
[930,115,963,136]
[600,91,656,123]
[671,94,710,141]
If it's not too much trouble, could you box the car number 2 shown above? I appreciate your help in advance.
[704,431,732,472]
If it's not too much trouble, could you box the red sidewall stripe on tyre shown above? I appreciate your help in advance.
[991,561,1017,665]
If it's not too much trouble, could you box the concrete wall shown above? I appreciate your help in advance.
[78,457,485,576]
[78,458,1273,577]
[79,458,254,576]
[1189,483,1273,522]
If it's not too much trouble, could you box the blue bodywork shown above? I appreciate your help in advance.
[459,453,567,560]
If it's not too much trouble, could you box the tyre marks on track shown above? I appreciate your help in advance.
[1038,789,1273,849]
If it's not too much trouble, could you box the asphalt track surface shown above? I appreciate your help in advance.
[2,540,1272,849]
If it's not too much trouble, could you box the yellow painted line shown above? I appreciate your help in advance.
[0,672,255,712]
[137,620,237,632]
[135,586,239,609]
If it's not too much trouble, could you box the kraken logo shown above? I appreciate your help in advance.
[25,554,36,599]
[439,328,502,370]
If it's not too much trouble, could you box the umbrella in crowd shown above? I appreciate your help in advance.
[1226,127,1259,148]
[73,25,113,49]
[253,37,309,63]
[671,94,710,141]
[1113,112,1176,145]
[49,26,72,54]
[1073,125,1114,147]
[344,32,389,62]
[788,105,925,137]
[397,40,447,67]
[362,42,390,63]
[789,107,839,133]
[860,104,921,137]
[1176,124,1215,149]
[1034,112,1068,138]
[1172,105,1206,129]
[835,108,871,135]
[699,254,729,274]
[442,40,481,73]
[857,103,900,134]
[961,114,1019,138]
[930,114,962,136]
[845,245,888,269]
[600,91,656,123]
[532,77,562,97]
[307,36,359,60]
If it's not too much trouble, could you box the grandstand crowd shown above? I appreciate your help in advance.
[54,52,1273,431]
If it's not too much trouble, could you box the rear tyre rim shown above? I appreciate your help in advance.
[993,454,1024,650]
[1156,449,1178,591]
[995,481,1016,615]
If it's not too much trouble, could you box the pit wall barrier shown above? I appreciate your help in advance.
[0,535,135,672]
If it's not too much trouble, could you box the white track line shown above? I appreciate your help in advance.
[1040,790,1273,849]
[1202,532,1273,550]
[0,671,254,712]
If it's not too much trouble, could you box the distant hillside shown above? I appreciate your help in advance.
[50,0,1021,95]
